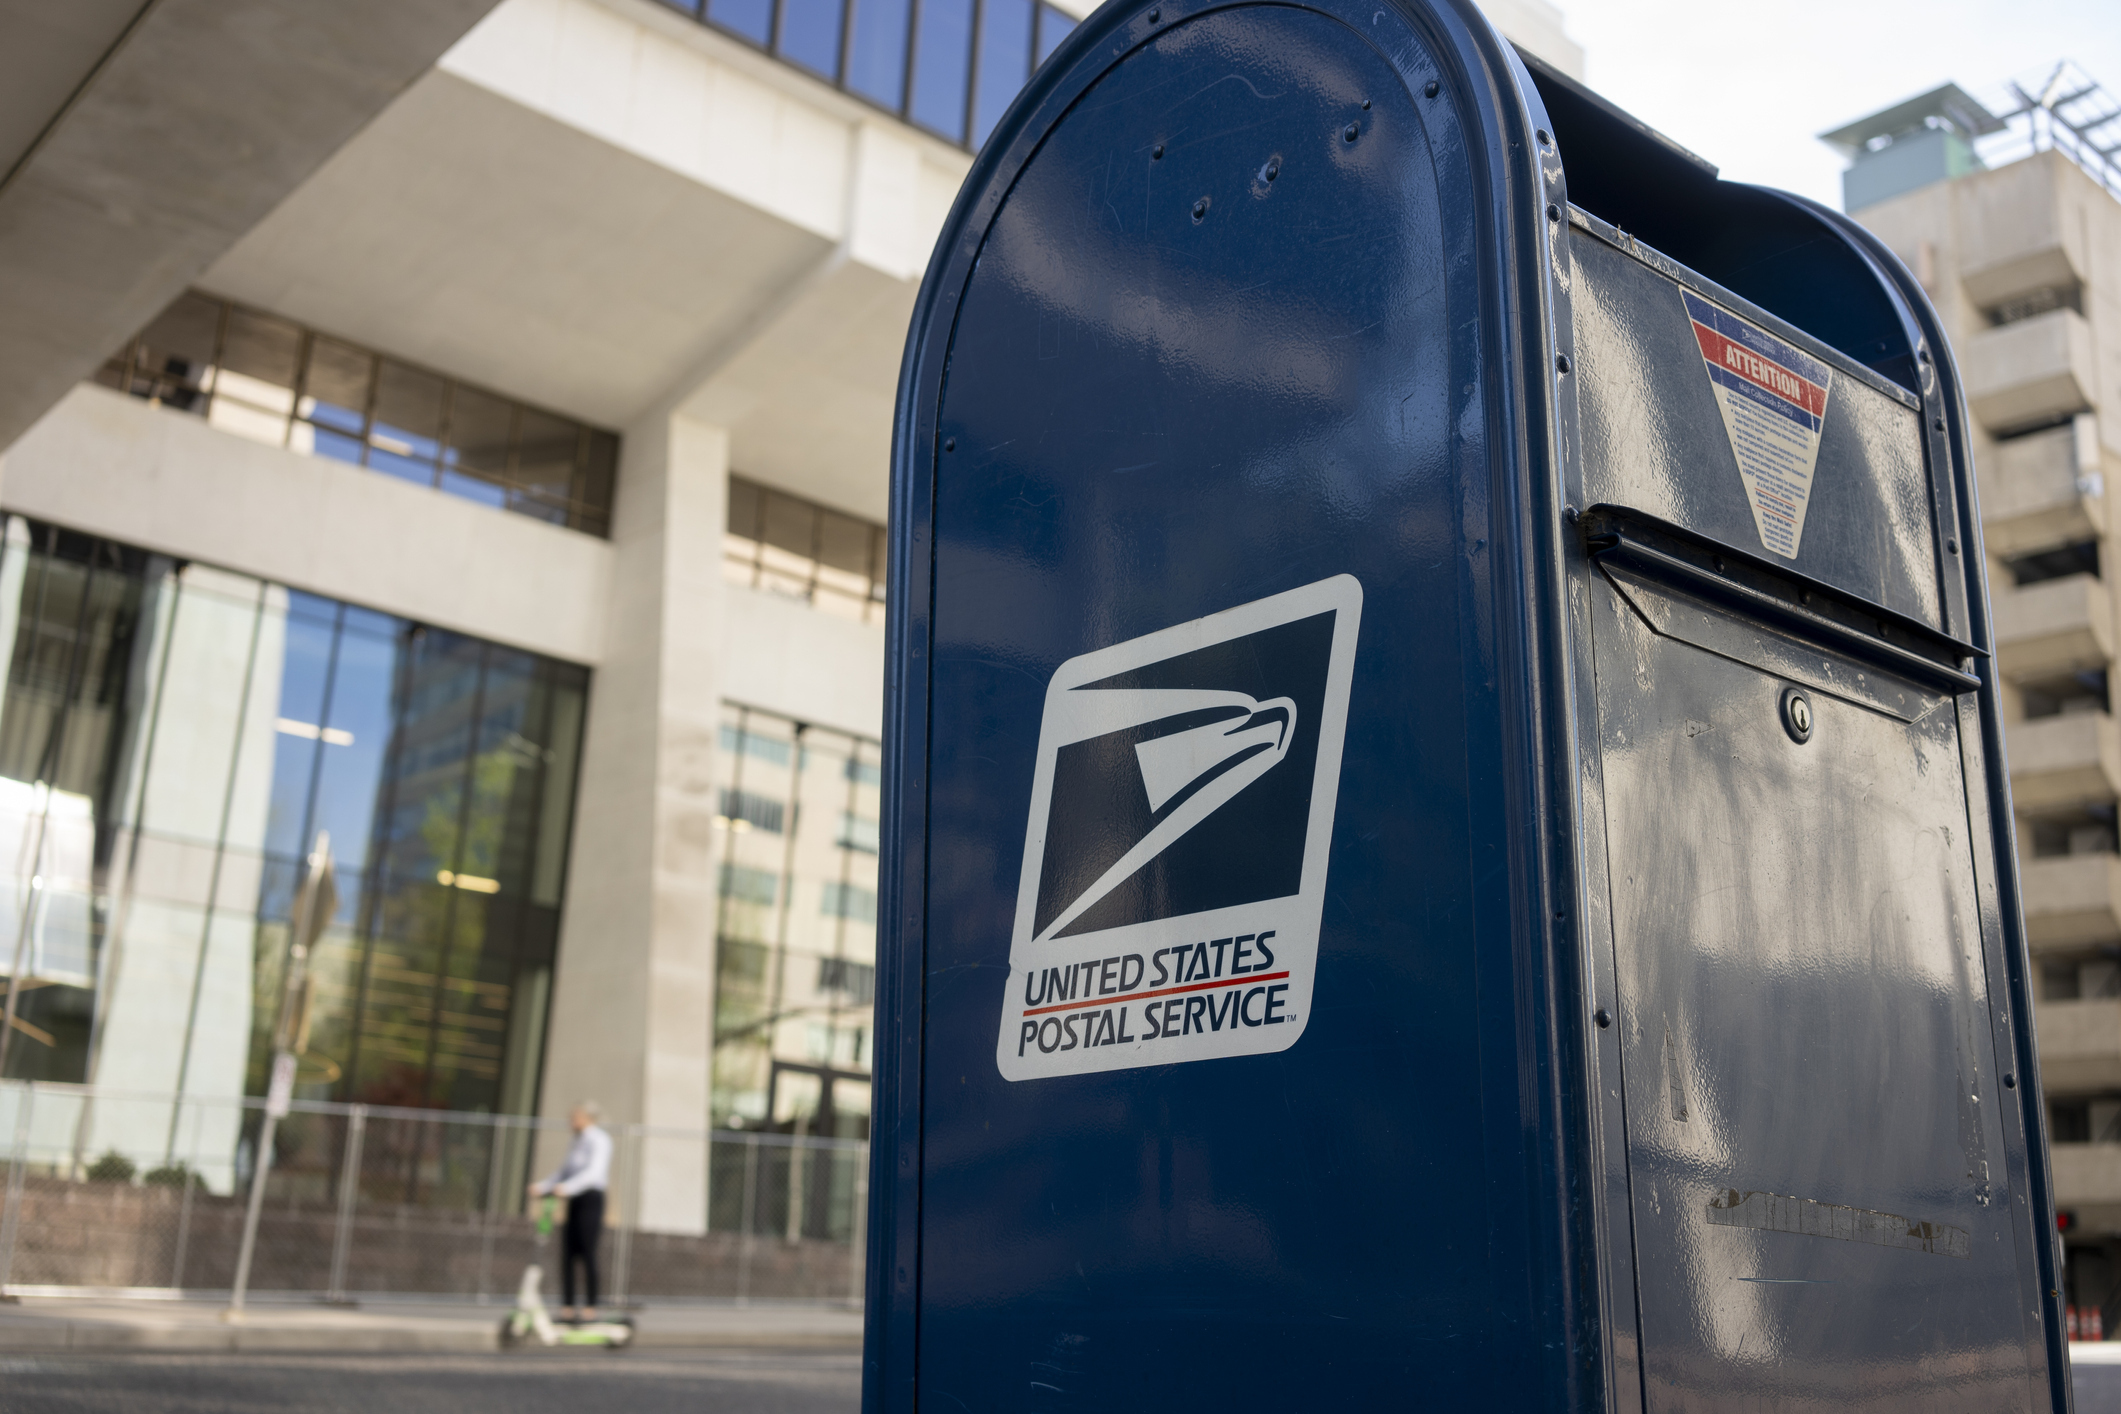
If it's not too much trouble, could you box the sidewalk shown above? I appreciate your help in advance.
[0,1294,864,1353]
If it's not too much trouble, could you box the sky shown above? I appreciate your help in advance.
[1557,0,2121,209]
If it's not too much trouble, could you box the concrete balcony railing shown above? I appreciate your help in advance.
[2007,711,2121,813]
[1964,309,2097,433]
[2034,996,2121,1092]
[2050,1143,2121,1217]
[2021,854,2121,951]
[1976,419,2102,559]
[1992,573,2112,681]
[1959,153,2083,311]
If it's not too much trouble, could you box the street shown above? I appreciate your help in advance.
[0,1350,859,1414]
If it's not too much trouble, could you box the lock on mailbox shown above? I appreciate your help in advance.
[866,0,2066,1408]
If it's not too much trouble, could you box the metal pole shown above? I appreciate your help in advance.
[0,1083,33,1298]
[612,1126,641,1308]
[0,793,56,1081]
[168,1099,201,1291]
[475,1112,503,1304]
[786,1120,807,1245]
[226,1104,280,1316]
[847,1139,868,1308]
[737,1133,759,1306]
[226,832,334,1321]
[326,1104,365,1304]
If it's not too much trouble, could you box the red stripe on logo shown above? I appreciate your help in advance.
[1022,970,1291,1017]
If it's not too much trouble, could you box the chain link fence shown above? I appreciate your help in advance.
[0,1082,865,1306]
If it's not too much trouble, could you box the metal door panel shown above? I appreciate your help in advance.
[1591,574,2034,1409]
[1572,229,1944,633]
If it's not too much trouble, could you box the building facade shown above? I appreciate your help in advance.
[0,0,1586,1236]
[1834,71,2121,1328]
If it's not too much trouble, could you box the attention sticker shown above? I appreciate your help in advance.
[1683,290,1834,560]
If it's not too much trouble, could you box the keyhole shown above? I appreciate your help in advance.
[1781,688,1813,744]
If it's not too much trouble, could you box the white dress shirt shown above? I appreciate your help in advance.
[539,1124,612,1196]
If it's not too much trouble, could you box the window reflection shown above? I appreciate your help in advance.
[97,293,620,539]
[908,0,975,141]
[712,706,878,1145]
[972,0,1035,148]
[724,476,886,623]
[0,519,588,1187]
[655,0,1077,153]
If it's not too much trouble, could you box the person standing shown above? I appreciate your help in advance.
[528,1102,612,1322]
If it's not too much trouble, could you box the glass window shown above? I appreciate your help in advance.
[719,787,787,835]
[0,517,590,1123]
[1035,1,1074,64]
[723,862,781,905]
[440,383,515,506]
[726,476,886,622]
[575,433,619,538]
[102,292,221,411]
[298,337,374,466]
[846,0,912,110]
[820,881,876,923]
[758,491,819,600]
[725,477,765,588]
[101,294,621,540]
[817,955,875,1003]
[972,0,1033,148]
[837,812,879,854]
[309,608,401,884]
[778,0,844,78]
[212,306,304,448]
[439,0,1079,155]
[712,707,878,1137]
[722,723,793,768]
[260,606,338,872]
[708,0,773,45]
[908,0,974,140]
[814,507,876,620]
[508,409,581,525]
[368,360,446,487]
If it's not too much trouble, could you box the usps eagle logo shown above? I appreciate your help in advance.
[996,576,1362,1080]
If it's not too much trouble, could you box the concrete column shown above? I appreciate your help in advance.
[540,410,727,1234]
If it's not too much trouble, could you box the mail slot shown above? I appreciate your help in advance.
[864,0,2065,1407]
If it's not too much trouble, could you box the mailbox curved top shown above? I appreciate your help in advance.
[871,2,2062,1410]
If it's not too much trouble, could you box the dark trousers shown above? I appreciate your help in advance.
[561,1189,604,1309]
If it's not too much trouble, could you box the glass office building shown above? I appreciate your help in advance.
[0,518,587,1131]
[711,704,879,1147]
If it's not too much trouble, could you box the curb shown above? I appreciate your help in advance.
[0,1317,865,1355]
[0,1323,498,1353]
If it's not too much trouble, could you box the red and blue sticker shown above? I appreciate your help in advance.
[1683,290,1834,560]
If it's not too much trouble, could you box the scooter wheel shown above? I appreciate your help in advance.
[499,1317,520,1349]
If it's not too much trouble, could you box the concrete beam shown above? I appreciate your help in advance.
[1,385,611,665]
[0,0,503,452]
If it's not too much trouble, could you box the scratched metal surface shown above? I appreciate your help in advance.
[908,1,1546,1406]
[878,0,2059,1406]
[1571,231,1945,633]
[1590,574,2035,1409]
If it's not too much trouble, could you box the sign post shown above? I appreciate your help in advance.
[225,831,334,1321]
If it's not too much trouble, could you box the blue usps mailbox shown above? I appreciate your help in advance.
[866,0,2068,1407]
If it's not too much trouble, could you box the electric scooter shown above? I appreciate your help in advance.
[499,1197,635,1349]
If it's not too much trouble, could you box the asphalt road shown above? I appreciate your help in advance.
[0,1350,860,1414]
